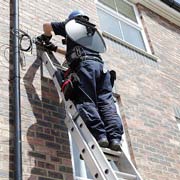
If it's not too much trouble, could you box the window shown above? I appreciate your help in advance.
[96,0,149,51]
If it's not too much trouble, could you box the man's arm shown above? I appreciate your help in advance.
[43,23,53,37]
[56,48,66,55]
[42,23,66,55]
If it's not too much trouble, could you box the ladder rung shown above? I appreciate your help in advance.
[101,148,122,161]
[75,178,93,180]
[115,171,137,180]
[102,147,122,157]
[55,64,68,71]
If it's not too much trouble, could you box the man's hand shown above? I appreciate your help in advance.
[44,42,57,52]
[36,34,52,44]
[35,34,58,52]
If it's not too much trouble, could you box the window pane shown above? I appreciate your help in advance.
[115,0,137,22]
[121,21,146,50]
[99,0,116,11]
[97,8,123,40]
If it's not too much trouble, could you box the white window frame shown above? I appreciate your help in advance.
[95,0,151,53]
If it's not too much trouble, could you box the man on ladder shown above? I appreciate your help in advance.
[37,10,124,151]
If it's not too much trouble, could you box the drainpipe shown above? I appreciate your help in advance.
[13,0,22,179]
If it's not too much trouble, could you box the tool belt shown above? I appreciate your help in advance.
[62,46,104,100]
[61,69,80,101]
[66,46,103,68]
[66,46,84,68]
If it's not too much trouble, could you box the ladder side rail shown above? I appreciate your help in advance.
[73,113,119,180]
[117,151,143,180]
[41,52,63,102]
[65,98,120,180]
[65,114,107,180]
[41,52,108,180]
[41,51,144,180]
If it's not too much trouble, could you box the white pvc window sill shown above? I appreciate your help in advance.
[102,31,158,62]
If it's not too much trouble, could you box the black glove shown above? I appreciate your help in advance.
[44,42,57,52]
[36,34,52,44]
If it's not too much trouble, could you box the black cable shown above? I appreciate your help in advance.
[20,33,32,52]
[1,29,61,66]
[11,28,33,53]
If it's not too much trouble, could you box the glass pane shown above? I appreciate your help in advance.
[121,21,146,50]
[115,0,137,22]
[99,0,116,11]
[97,8,123,40]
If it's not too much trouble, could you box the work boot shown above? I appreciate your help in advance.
[109,139,121,151]
[97,137,109,148]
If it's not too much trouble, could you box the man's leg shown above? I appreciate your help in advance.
[76,102,108,146]
[74,61,108,146]
[97,70,124,150]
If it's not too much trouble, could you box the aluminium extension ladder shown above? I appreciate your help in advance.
[39,49,144,180]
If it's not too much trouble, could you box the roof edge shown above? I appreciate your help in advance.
[129,0,180,27]
[160,0,180,13]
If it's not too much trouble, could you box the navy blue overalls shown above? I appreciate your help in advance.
[51,21,123,143]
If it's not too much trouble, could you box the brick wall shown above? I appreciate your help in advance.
[0,0,12,179]
[102,4,180,180]
[0,0,180,180]
[136,5,180,179]
[0,0,97,180]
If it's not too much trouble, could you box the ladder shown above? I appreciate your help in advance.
[39,49,144,180]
